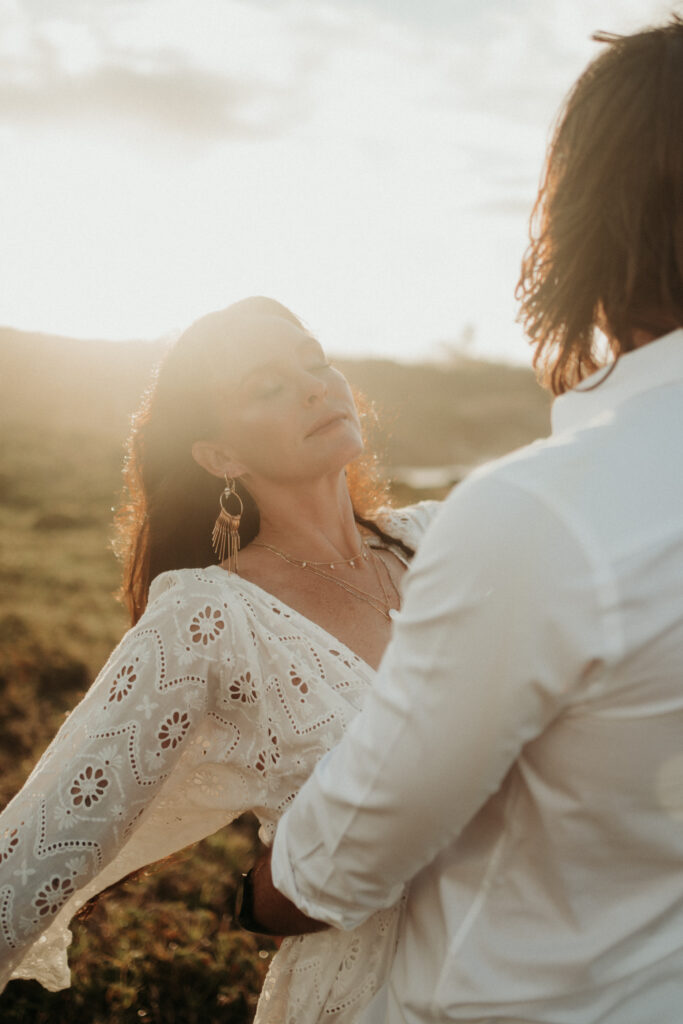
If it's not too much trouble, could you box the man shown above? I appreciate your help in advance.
[251,19,683,1023]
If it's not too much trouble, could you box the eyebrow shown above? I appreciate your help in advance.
[236,336,324,388]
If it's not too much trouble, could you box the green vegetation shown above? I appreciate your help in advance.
[0,327,550,1021]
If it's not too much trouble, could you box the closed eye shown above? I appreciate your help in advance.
[255,381,284,398]
[247,370,285,398]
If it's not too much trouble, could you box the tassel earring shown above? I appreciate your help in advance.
[212,476,243,572]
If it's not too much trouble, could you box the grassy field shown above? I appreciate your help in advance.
[0,329,551,1021]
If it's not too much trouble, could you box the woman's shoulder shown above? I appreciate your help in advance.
[142,566,252,645]
[375,500,441,549]
[147,565,228,606]
[148,564,266,607]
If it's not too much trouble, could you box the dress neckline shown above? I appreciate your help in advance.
[204,564,380,678]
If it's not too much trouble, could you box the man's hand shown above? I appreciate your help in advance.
[244,849,329,936]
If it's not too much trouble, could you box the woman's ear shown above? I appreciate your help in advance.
[191,441,246,480]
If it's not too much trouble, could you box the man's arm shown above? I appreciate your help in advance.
[264,472,605,931]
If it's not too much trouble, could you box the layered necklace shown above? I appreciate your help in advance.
[251,533,401,621]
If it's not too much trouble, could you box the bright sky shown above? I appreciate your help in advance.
[1,0,679,363]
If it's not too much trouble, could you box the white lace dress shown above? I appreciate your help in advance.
[0,503,438,1022]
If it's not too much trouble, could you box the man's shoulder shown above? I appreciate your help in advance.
[423,428,598,559]
[458,430,579,503]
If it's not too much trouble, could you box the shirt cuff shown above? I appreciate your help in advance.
[271,807,360,930]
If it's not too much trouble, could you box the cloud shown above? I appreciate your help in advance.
[0,0,509,148]
[0,0,553,151]
[0,51,301,140]
[0,2,314,141]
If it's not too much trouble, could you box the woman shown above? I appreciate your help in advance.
[0,296,438,1022]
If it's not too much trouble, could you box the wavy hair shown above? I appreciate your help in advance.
[114,297,406,624]
[517,16,683,394]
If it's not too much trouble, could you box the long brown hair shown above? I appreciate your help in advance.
[115,297,405,624]
[517,16,683,395]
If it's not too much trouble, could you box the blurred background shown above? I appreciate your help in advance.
[1,1,680,1021]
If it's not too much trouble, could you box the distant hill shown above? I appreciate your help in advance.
[0,327,166,435]
[0,326,551,472]
[339,354,551,471]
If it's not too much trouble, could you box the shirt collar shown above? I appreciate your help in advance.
[551,327,683,435]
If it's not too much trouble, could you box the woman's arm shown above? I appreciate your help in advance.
[0,577,244,990]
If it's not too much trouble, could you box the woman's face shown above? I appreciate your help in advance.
[214,312,363,485]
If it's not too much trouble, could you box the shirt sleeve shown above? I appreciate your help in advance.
[0,575,251,990]
[271,471,609,929]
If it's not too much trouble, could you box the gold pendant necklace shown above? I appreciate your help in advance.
[251,533,369,570]
[252,538,398,620]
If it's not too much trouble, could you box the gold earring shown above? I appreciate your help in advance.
[212,476,243,572]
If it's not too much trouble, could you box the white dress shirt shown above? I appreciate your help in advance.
[271,329,683,1024]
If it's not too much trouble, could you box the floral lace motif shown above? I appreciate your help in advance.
[0,502,439,1021]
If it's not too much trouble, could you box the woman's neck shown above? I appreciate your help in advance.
[246,472,362,562]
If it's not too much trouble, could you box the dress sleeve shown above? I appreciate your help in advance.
[376,499,442,553]
[0,571,263,992]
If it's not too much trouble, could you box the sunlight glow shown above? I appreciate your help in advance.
[0,0,678,362]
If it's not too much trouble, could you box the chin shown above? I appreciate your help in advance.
[312,434,364,478]
[328,425,363,460]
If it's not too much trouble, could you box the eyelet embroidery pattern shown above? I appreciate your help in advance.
[0,828,20,866]
[107,660,139,704]
[0,505,437,1023]
[289,667,309,702]
[157,710,191,750]
[189,604,226,645]
[342,935,361,972]
[69,766,110,809]
[228,671,259,705]
[32,876,76,919]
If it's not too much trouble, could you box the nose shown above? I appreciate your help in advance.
[300,368,328,405]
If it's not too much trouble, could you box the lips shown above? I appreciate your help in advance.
[305,412,347,437]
